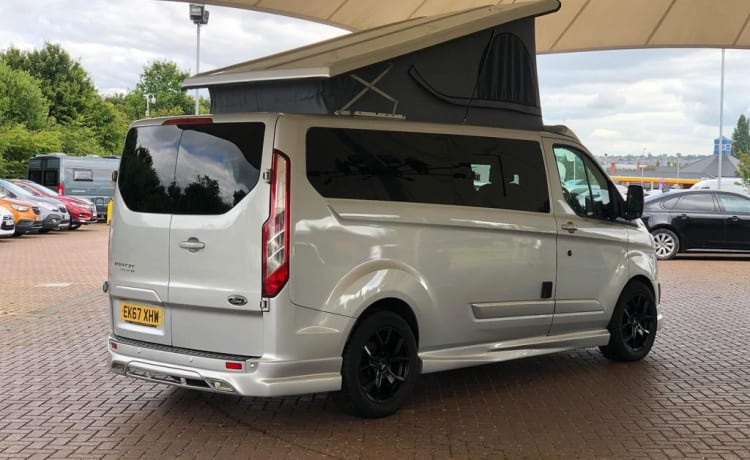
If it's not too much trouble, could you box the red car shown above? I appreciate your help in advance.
[9,179,96,230]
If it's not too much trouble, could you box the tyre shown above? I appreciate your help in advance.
[599,282,658,362]
[69,224,80,231]
[38,228,51,234]
[335,311,418,418]
[652,228,679,260]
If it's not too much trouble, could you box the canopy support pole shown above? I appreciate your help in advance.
[718,48,725,188]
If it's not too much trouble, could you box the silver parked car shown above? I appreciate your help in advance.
[0,179,70,232]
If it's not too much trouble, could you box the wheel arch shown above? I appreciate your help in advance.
[345,298,420,349]
[625,274,656,300]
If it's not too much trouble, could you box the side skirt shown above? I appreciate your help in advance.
[419,330,610,374]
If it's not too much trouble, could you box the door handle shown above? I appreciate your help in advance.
[727,216,740,222]
[678,214,689,220]
[179,237,205,252]
[561,222,578,234]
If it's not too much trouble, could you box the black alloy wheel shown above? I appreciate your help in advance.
[600,282,658,362]
[336,311,418,418]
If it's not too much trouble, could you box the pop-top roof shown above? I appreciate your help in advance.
[182,0,559,89]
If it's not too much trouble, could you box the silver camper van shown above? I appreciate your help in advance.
[27,153,121,220]
[106,0,661,418]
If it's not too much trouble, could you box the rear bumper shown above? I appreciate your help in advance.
[107,336,342,397]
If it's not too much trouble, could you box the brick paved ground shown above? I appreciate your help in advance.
[1,224,749,459]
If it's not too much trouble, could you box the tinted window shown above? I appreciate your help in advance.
[173,124,264,214]
[73,169,93,181]
[306,128,548,213]
[43,170,58,186]
[659,195,681,209]
[118,122,264,215]
[718,193,750,214]
[554,146,616,220]
[675,193,715,212]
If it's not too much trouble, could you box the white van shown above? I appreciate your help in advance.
[690,177,749,195]
[106,113,661,418]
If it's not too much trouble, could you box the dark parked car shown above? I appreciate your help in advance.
[642,189,750,259]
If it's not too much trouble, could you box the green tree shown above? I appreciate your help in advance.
[55,123,106,156]
[1,43,129,156]
[0,124,62,178]
[732,114,750,157]
[0,62,49,129]
[85,98,129,154]
[1,43,99,125]
[738,153,750,187]
[135,60,194,117]
[106,92,142,121]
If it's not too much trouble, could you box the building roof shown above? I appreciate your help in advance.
[681,154,739,178]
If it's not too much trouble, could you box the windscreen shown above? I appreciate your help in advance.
[118,122,264,215]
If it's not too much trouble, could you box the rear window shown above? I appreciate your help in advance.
[118,122,264,215]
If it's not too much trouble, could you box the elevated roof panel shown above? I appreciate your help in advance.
[183,0,560,88]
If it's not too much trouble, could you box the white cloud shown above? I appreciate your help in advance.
[590,129,622,140]
[538,48,750,156]
[0,0,346,94]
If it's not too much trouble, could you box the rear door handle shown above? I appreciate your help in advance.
[678,214,689,220]
[179,237,205,252]
[561,222,578,234]
[728,216,740,222]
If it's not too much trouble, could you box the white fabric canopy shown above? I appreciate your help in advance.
[165,0,750,53]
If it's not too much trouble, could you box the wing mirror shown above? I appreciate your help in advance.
[624,185,644,220]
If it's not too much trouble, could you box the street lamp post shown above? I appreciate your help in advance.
[144,93,155,118]
[189,4,209,115]
[640,164,645,186]
[676,152,681,179]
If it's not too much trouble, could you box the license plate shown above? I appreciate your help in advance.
[120,303,163,327]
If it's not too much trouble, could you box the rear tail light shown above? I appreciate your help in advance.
[261,149,290,298]
[58,183,64,195]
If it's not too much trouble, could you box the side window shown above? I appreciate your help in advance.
[471,138,549,213]
[674,194,715,212]
[73,169,93,181]
[660,195,680,209]
[717,193,750,214]
[554,146,614,219]
[306,128,549,213]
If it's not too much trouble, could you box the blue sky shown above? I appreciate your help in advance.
[2,0,749,157]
